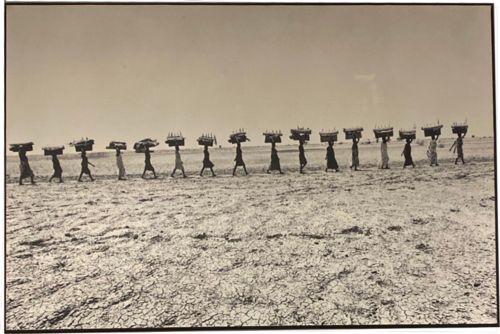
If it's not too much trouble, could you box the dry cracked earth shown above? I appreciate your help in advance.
[5,156,498,330]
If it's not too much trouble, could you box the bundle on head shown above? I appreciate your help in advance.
[343,127,363,140]
[42,146,64,156]
[373,127,393,139]
[166,133,185,147]
[319,130,339,143]
[9,142,34,152]
[263,131,283,143]
[229,130,248,144]
[134,139,158,152]
[198,134,217,147]
[290,127,311,141]
[451,124,468,136]
[399,129,416,140]
[71,139,94,152]
[421,124,443,137]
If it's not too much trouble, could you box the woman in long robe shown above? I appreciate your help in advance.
[267,141,283,174]
[402,138,415,168]
[350,138,360,171]
[427,135,438,166]
[116,148,126,180]
[200,145,216,177]
[171,145,187,178]
[49,154,63,183]
[232,141,248,176]
[19,150,35,185]
[325,141,339,172]
[380,137,389,169]
[78,150,95,182]
[299,139,307,174]
[142,148,157,179]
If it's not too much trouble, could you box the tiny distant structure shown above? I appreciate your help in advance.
[106,141,127,150]
[70,138,94,152]
[134,138,158,153]
[319,129,339,143]
[9,142,34,153]
[399,129,417,140]
[421,123,443,137]
[343,127,363,140]
[165,132,185,147]
[42,145,64,156]
[229,129,249,144]
[263,130,283,143]
[451,121,468,136]
[373,126,393,139]
[289,126,311,142]
[198,133,217,147]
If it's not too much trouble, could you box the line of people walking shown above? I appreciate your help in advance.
[13,131,467,185]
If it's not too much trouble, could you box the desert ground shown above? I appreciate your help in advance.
[5,137,498,330]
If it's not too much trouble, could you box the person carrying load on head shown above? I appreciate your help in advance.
[18,150,35,185]
[427,134,439,166]
[49,153,63,183]
[116,147,126,180]
[200,145,216,177]
[267,140,283,174]
[299,138,307,174]
[171,145,187,178]
[233,140,248,176]
[325,141,339,172]
[142,147,157,179]
[450,132,465,165]
[380,136,390,169]
[350,137,360,171]
[402,138,415,168]
[78,150,95,182]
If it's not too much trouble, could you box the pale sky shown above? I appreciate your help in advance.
[6,4,494,151]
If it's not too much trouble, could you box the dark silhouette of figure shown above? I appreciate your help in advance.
[171,145,187,178]
[267,141,283,174]
[18,150,35,185]
[200,145,216,177]
[49,154,63,183]
[450,133,465,164]
[142,147,157,179]
[402,138,415,168]
[299,138,307,174]
[232,141,248,176]
[350,137,360,171]
[78,150,95,182]
[380,137,390,169]
[325,141,339,172]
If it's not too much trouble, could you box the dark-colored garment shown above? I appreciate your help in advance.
[235,146,244,166]
[456,137,463,158]
[144,151,154,171]
[81,156,91,174]
[52,156,63,177]
[19,153,34,179]
[269,147,281,171]
[351,142,359,167]
[326,146,338,170]
[403,143,414,166]
[203,149,214,168]
[299,144,307,165]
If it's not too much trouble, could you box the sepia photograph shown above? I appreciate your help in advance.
[4,2,498,331]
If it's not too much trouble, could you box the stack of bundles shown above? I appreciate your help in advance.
[421,124,443,137]
[399,129,417,140]
[9,142,34,152]
[373,126,394,139]
[228,129,249,144]
[134,138,158,153]
[166,133,185,147]
[289,127,311,141]
[71,139,94,152]
[106,141,127,150]
[42,146,64,156]
[198,134,217,147]
[319,130,339,143]
[263,130,282,143]
[343,127,363,140]
[451,122,468,135]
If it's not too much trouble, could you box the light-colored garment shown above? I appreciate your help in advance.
[175,150,183,169]
[116,154,126,178]
[427,139,438,165]
[380,142,389,168]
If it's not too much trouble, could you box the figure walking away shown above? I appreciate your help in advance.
[49,153,63,183]
[380,137,390,169]
[350,137,360,171]
[116,148,126,180]
[450,133,465,164]
[267,140,283,174]
[142,147,157,179]
[325,141,339,172]
[78,150,95,182]
[299,138,307,173]
[18,150,35,185]
[427,135,439,166]
[171,145,187,178]
[402,138,415,168]
[233,141,248,176]
[200,145,216,177]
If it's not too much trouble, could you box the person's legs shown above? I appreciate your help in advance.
[181,166,186,178]
[152,168,157,179]
[78,172,83,182]
[19,176,23,185]
[243,164,248,175]
[200,167,205,176]
[59,176,64,183]
[142,168,146,179]
[49,175,54,182]
[232,164,238,176]
[88,171,95,181]
[210,167,216,177]
[171,167,176,177]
